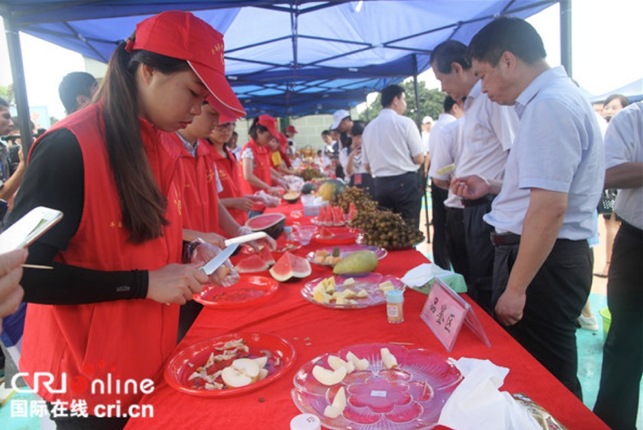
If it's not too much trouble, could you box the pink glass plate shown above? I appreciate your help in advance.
[291,343,462,429]
[301,274,404,309]
[193,275,279,309]
[165,332,296,398]
[306,244,388,267]
[311,217,346,227]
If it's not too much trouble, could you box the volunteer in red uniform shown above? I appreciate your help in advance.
[6,11,244,429]
[208,115,253,226]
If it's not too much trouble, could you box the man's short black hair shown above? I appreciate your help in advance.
[381,84,405,108]
[59,71,97,114]
[466,17,546,66]
[443,95,458,113]
[430,40,470,74]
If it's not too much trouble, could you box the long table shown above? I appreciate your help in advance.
[125,202,607,430]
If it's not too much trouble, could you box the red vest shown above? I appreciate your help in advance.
[163,133,222,235]
[21,104,184,413]
[212,144,247,225]
[239,138,272,195]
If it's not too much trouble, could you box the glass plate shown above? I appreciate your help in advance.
[313,227,360,246]
[301,274,404,309]
[165,332,296,398]
[291,343,462,429]
[193,275,278,309]
[306,244,388,267]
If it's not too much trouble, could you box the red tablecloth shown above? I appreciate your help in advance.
[125,202,607,430]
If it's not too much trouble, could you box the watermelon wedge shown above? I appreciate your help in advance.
[235,255,270,273]
[269,252,312,282]
[259,246,276,266]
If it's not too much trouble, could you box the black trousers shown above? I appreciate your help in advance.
[445,207,469,283]
[373,172,422,229]
[463,198,495,311]
[178,300,203,343]
[492,238,592,400]
[594,221,643,430]
[430,182,450,270]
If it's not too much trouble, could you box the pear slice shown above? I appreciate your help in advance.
[380,347,398,369]
[258,368,269,381]
[345,351,370,371]
[327,355,355,374]
[312,365,347,386]
[324,386,347,418]
[253,356,268,369]
[221,358,261,388]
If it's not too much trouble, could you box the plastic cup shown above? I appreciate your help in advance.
[294,225,317,246]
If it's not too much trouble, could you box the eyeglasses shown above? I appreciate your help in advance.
[214,122,235,130]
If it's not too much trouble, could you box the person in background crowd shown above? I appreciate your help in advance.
[58,71,98,115]
[341,120,373,197]
[362,84,425,228]
[6,11,244,428]
[454,17,603,399]
[594,93,630,279]
[421,115,433,156]
[226,130,241,159]
[285,124,298,157]
[0,98,25,205]
[593,101,643,430]
[428,96,463,270]
[209,118,253,226]
[239,115,286,217]
[431,39,518,312]
[330,109,352,179]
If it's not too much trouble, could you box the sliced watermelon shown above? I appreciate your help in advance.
[258,246,275,266]
[332,206,344,225]
[269,252,312,282]
[235,255,270,273]
[318,227,335,239]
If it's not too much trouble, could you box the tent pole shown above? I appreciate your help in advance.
[560,0,572,78]
[2,11,33,150]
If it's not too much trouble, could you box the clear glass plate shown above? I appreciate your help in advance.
[301,274,404,309]
[291,343,462,429]
[306,244,388,267]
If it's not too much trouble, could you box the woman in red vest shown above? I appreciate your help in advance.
[6,11,244,429]
[208,115,252,226]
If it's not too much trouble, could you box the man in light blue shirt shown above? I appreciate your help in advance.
[452,17,604,399]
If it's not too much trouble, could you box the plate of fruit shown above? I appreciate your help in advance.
[307,244,387,267]
[312,205,347,226]
[313,226,360,246]
[291,343,462,429]
[193,275,279,309]
[165,333,296,397]
[301,273,404,309]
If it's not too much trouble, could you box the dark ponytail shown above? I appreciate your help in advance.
[97,42,190,243]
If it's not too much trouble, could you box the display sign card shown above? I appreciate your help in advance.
[420,278,491,352]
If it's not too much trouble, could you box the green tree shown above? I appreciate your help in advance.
[0,84,9,101]
[358,81,445,127]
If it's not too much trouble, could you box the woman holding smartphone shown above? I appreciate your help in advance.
[7,11,244,429]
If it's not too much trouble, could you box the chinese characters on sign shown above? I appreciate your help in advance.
[420,278,491,352]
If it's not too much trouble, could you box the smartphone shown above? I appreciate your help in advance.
[0,206,63,253]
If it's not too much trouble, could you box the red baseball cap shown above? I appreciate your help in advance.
[257,114,280,140]
[286,125,298,134]
[128,11,245,120]
[206,95,241,124]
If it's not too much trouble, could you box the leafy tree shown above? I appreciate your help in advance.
[358,81,446,127]
[0,85,9,101]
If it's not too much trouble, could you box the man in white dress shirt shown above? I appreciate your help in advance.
[362,84,425,227]
[454,17,604,399]
[593,101,643,429]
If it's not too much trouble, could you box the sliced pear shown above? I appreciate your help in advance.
[312,365,347,386]
[379,280,395,292]
[356,289,369,298]
[221,358,261,388]
[381,347,398,369]
[346,351,370,371]
[258,368,269,381]
[343,277,356,287]
[327,355,355,374]
[323,405,342,419]
[323,386,347,418]
[253,356,268,369]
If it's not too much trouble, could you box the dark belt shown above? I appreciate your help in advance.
[462,195,494,207]
[374,171,417,182]
[490,232,521,246]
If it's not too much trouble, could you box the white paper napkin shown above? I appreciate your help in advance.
[438,357,541,430]
[401,263,449,287]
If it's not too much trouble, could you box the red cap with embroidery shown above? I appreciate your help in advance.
[127,11,245,120]
[286,125,298,134]
[257,114,280,140]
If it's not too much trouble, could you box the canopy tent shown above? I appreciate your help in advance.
[1,0,564,142]
[591,78,643,104]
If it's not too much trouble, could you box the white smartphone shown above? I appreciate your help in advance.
[0,206,63,254]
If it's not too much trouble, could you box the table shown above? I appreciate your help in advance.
[125,202,608,430]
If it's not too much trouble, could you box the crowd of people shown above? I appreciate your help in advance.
[0,11,640,430]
